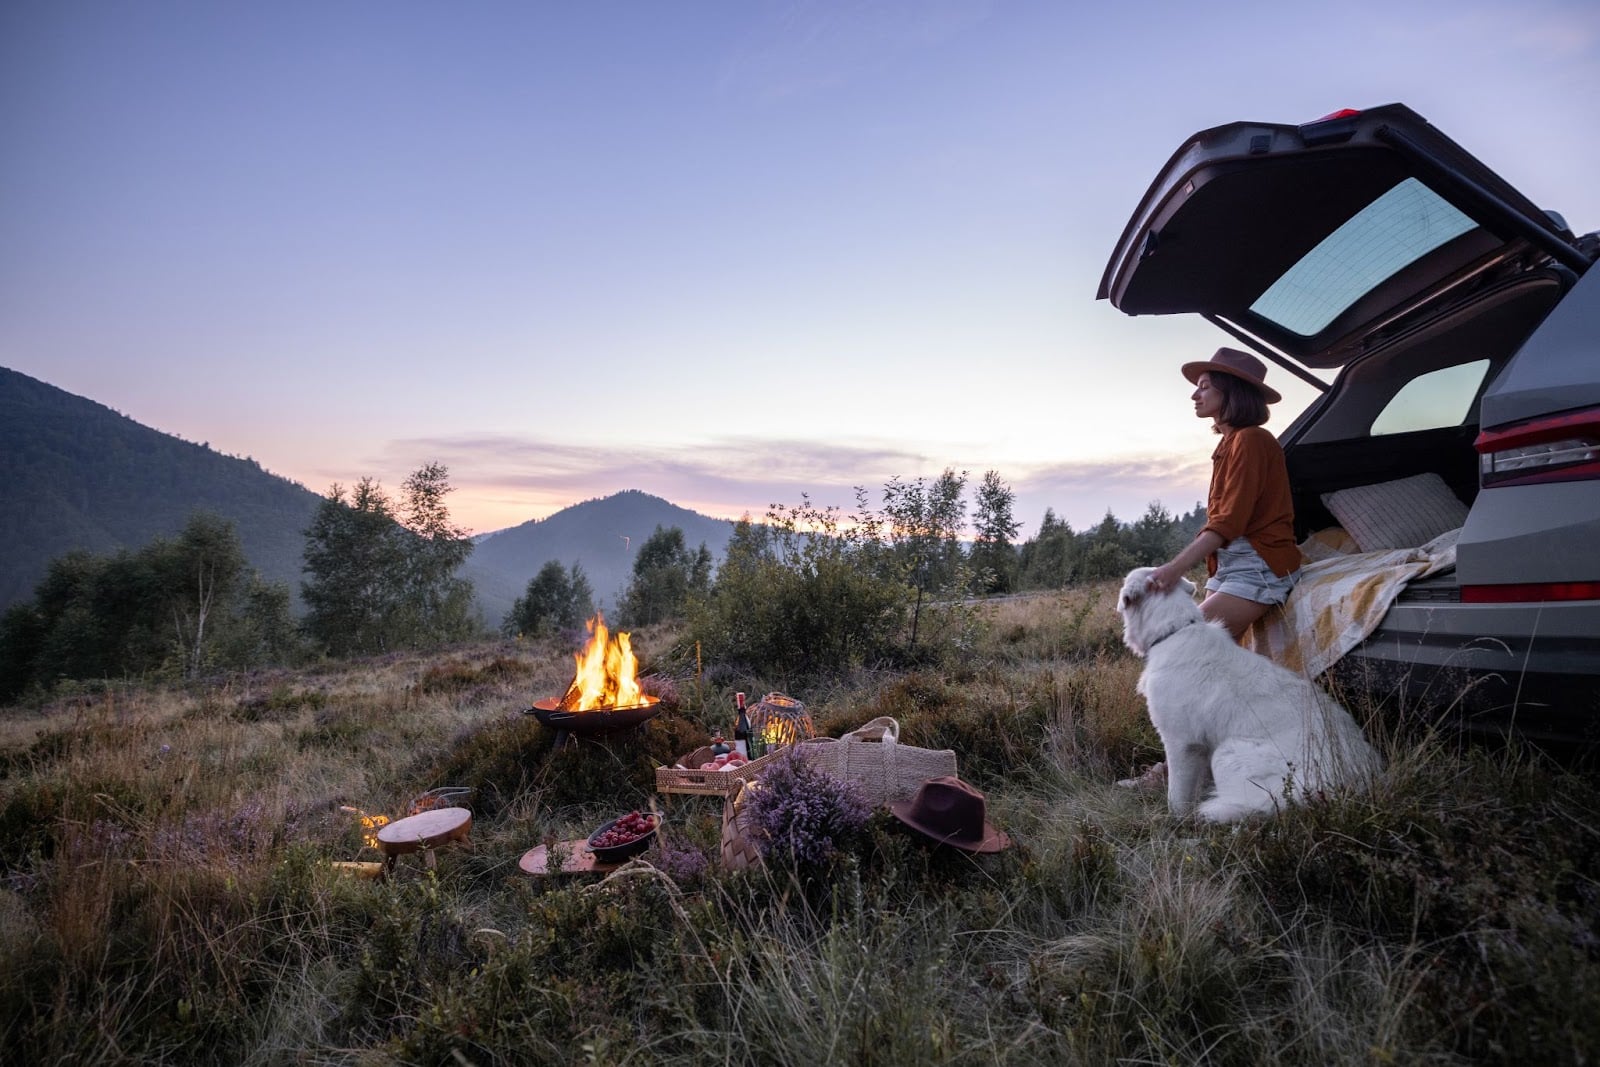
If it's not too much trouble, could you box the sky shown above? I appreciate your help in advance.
[4,1,1599,540]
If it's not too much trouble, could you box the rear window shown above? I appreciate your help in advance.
[1370,360,1491,435]
[1250,178,1477,336]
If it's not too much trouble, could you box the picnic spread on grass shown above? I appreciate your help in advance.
[336,613,1010,881]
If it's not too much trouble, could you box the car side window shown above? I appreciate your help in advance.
[1369,360,1491,436]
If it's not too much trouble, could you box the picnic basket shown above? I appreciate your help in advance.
[719,777,765,871]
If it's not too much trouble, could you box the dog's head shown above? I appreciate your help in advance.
[1117,567,1199,656]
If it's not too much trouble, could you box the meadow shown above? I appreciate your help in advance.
[2,582,1597,1066]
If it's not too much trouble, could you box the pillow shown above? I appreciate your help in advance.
[1320,472,1469,552]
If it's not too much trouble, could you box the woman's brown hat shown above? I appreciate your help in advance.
[888,776,1010,853]
[1181,347,1282,404]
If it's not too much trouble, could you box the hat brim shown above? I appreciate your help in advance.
[1181,360,1282,405]
[888,799,1011,853]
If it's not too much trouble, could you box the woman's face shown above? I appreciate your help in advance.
[1191,372,1225,422]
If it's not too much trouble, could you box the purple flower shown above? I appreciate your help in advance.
[743,747,871,869]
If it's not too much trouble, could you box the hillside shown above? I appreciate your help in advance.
[0,367,733,628]
[472,489,736,615]
[0,366,327,613]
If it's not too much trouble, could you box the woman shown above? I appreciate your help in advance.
[1147,346,1301,624]
[1121,346,1301,789]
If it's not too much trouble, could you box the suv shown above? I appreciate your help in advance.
[1098,103,1600,743]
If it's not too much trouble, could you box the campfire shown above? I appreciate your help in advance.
[528,613,662,745]
[557,613,658,712]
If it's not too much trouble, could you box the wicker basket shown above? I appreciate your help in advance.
[655,745,780,797]
[719,778,765,870]
[793,716,958,806]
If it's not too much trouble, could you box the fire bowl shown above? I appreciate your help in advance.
[526,697,663,736]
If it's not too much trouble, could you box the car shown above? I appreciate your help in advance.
[1098,103,1600,744]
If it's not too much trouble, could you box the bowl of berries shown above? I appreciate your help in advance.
[586,809,659,864]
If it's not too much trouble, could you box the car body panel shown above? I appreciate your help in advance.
[1480,264,1600,428]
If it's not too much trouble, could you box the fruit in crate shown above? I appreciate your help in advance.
[698,751,749,771]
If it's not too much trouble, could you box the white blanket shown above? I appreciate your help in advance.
[1242,526,1461,678]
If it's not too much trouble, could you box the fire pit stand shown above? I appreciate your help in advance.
[525,697,663,750]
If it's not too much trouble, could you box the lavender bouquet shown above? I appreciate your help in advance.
[742,746,871,869]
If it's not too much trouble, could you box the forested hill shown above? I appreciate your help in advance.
[1,367,737,626]
[0,366,329,613]
[472,489,737,614]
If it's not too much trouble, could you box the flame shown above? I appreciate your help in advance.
[340,806,390,850]
[561,613,659,712]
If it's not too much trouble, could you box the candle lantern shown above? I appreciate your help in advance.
[748,692,815,752]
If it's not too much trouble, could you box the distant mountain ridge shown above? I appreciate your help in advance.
[472,490,736,617]
[0,366,734,626]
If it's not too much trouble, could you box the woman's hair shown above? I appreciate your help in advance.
[1211,372,1271,431]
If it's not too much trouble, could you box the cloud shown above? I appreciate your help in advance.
[373,429,1208,536]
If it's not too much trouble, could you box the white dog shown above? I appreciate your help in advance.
[1116,566,1382,822]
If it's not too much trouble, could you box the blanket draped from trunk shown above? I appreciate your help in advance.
[1242,527,1461,678]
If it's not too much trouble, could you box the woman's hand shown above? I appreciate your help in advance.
[1146,562,1186,593]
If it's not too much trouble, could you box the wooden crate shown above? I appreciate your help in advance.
[655,745,780,796]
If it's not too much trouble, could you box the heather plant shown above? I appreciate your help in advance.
[741,746,872,870]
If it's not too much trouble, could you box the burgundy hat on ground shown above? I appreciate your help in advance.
[888,775,1011,853]
[1181,346,1282,405]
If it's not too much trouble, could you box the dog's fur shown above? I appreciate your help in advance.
[1116,566,1382,822]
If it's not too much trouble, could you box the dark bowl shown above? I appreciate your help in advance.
[586,813,659,865]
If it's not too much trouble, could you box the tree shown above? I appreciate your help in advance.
[1079,510,1136,580]
[1018,509,1078,589]
[969,470,1021,594]
[300,464,480,656]
[504,560,594,637]
[395,463,478,645]
[301,478,405,657]
[881,469,969,648]
[158,512,249,677]
[1128,501,1181,566]
[618,525,710,626]
[0,514,297,699]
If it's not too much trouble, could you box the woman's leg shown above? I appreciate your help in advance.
[1199,591,1273,642]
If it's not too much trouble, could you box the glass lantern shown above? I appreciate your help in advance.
[748,692,815,754]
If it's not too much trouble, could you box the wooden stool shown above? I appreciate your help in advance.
[376,806,472,873]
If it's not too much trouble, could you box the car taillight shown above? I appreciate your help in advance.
[1462,581,1600,603]
[1476,408,1600,487]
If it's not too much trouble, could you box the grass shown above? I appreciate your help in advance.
[1,582,1598,1065]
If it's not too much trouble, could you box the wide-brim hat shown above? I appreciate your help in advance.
[889,775,1010,853]
[1181,346,1282,405]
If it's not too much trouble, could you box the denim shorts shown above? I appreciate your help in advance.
[1206,538,1299,605]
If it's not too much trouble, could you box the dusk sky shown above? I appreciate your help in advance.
[5,2,1599,539]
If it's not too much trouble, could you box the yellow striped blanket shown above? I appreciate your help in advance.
[1242,526,1461,678]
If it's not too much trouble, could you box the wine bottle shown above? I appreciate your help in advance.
[733,692,752,758]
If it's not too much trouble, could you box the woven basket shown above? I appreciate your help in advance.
[794,716,958,806]
[719,778,765,871]
[656,745,780,797]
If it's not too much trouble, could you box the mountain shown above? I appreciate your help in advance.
[0,367,734,628]
[0,366,327,614]
[472,489,737,616]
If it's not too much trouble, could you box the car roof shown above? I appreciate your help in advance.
[1097,103,1586,369]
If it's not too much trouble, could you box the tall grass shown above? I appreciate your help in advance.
[1,589,1597,1064]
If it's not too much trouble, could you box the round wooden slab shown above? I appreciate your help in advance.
[375,806,472,856]
[518,840,618,877]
